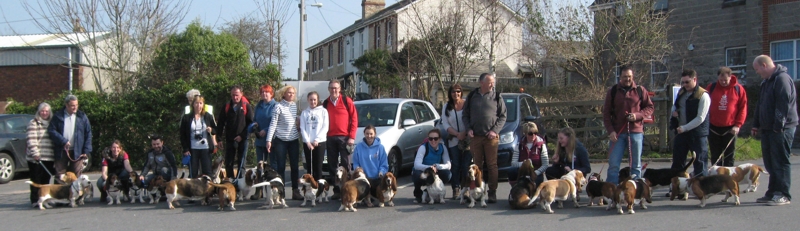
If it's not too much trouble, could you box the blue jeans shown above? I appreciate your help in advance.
[672,133,709,177]
[761,127,796,200]
[448,146,472,188]
[270,138,300,189]
[607,132,643,184]
[412,168,452,200]
[255,145,271,163]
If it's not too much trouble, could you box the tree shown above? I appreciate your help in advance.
[353,49,401,98]
[221,16,285,70]
[22,0,190,94]
[253,0,295,74]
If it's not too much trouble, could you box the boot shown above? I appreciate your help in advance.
[250,187,263,200]
[330,186,341,200]
[292,188,303,200]
[488,190,497,203]
[452,187,460,200]
[100,189,108,203]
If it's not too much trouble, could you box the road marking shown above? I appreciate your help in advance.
[398,182,413,189]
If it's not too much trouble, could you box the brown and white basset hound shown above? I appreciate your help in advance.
[708,163,767,193]
[459,164,488,208]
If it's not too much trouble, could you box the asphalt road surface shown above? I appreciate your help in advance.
[2,156,800,231]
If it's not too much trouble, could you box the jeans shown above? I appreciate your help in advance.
[470,135,499,191]
[144,166,174,184]
[672,133,709,177]
[448,145,472,189]
[28,160,56,203]
[412,169,452,200]
[607,132,643,184]
[507,166,545,185]
[270,138,300,189]
[761,127,796,200]
[225,139,248,179]
[303,141,327,181]
[97,170,131,191]
[709,125,736,167]
[189,148,211,178]
[255,145,271,163]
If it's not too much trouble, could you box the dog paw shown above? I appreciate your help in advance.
[467,203,475,208]
[300,203,306,207]
[428,200,434,205]
[351,208,357,212]
[441,200,446,204]
[218,207,223,211]
[230,206,236,211]
[379,203,385,208]
[108,202,113,205]
[481,202,487,208]
[629,210,635,214]
[547,210,554,214]
[388,201,395,207]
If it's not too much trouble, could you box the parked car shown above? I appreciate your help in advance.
[0,114,34,184]
[496,93,544,179]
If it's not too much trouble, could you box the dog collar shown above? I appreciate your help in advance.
[469,181,476,189]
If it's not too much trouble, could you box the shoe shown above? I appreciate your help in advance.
[31,202,37,208]
[292,189,303,200]
[330,193,341,200]
[413,197,422,204]
[100,190,108,203]
[767,196,791,206]
[665,192,671,197]
[488,190,497,203]
[452,188,460,200]
[187,200,195,204]
[756,196,773,203]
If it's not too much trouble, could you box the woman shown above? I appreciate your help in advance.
[180,95,217,178]
[545,127,591,179]
[251,84,277,163]
[266,85,301,200]
[97,140,134,202]
[26,103,54,207]
[441,83,469,199]
[351,124,389,199]
[300,91,329,182]
[412,129,452,203]
[508,122,548,185]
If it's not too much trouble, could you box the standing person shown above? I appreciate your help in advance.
[97,140,133,203]
[217,86,254,181]
[602,66,654,184]
[184,89,214,119]
[442,83,470,199]
[266,85,302,200]
[351,125,389,200]
[26,103,55,207]
[706,67,748,167]
[300,91,329,182]
[322,80,358,200]
[671,69,711,177]
[249,84,277,199]
[48,94,92,179]
[180,95,217,178]
[463,73,506,203]
[546,127,591,179]
[751,55,797,206]
[412,129,451,203]
[508,122,548,185]
[139,135,178,182]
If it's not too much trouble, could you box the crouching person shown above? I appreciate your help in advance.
[413,129,452,204]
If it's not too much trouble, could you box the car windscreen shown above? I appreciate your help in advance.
[503,97,517,122]
[355,103,398,127]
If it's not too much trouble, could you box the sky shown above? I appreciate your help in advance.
[0,0,591,80]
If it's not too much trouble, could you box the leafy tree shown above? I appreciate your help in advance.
[353,49,401,98]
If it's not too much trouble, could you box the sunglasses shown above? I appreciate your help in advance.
[452,90,461,93]
[681,80,691,84]
[527,132,535,136]
[428,137,440,141]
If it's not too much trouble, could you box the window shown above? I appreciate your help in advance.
[338,39,344,64]
[413,102,435,123]
[653,0,668,12]
[726,46,747,78]
[328,44,333,67]
[520,96,540,120]
[502,96,518,122]
[771,40,799,80]
[1,117,30,134]
[651,58,668,88]
[318,48,324,71]
[350,34,355,60]
[359,31,364,57]
[722,0,746,8]
[311,50,317,72]
[376,25,381,49]
[400,103,416,124]
[386,21,392,48]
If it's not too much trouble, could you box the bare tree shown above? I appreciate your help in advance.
[221,16,283,70]
[254,0,294,73]
[22,0,189,94]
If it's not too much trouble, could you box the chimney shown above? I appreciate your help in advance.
[362,0,386,19]
[73,19,85,33]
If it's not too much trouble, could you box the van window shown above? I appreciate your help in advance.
[503,96,517,122]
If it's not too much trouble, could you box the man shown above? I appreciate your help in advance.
[706,67,748,167]
[322,80,358,200]
[48,94,92,179]
[184,89,214,118]
[139,135,178,182]
[463,73,507,203]
[670,69,710,177]
[751,55,797,206]
[602,66,654,184]
[217,86,254,180]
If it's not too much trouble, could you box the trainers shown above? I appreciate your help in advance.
[756,196,773,203]
[767,196,791,206]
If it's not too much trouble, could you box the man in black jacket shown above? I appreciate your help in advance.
[217,86,254,180]
[139,135,177,182]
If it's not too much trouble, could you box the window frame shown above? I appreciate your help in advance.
[770,40,799,80]
[651,58,668,89]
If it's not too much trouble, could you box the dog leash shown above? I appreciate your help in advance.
[37,160,54,178]
[63,146,87,162]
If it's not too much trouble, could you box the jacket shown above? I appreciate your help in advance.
[513,135,549,176]
[463,87,507,136]
[141,146,177,178]
[47,109,92,160]
[180,112,217,153]
[325,95,358,139]
[300,106,329,143]
[217,97,254,141]
[414,142,452,171]
[250,99,276,147]
[602,83,655,134]
[553,141,591,175]
[27,118,54,161]
[352,137,389,179]
[754,64,799,131]
[706,76,748,127]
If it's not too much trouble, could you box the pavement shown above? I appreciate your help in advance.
[2,156,800,231]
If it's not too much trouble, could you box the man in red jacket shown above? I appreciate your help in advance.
[322,80,358,200]
[706,67,748,167]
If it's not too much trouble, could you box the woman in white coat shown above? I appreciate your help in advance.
[300,91,329,181]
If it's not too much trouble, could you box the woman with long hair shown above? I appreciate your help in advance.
[97,140,134,203]
[180,95,217,178]
[545,127,591,179]
[266,85,302,200]
[441,83,469,199]
[26,103,54,207]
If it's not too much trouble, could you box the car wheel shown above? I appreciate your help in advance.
[0,153,15,184]
[388,149,401,174]
[81,154,91,173]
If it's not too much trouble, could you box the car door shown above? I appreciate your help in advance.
[6,116,30,170]
[396,102,423,167]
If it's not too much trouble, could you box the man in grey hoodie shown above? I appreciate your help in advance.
[752,55,797,206]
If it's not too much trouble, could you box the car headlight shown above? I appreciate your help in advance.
[499,131,515,144]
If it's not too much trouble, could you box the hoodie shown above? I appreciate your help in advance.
[706,75,748,128]
[754,64,798,131]
[352,137,389,179]
[300,106,329,143]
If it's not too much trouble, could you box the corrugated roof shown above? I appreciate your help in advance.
[0,31,111,49]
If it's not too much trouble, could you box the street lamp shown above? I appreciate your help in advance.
[299,0,323,82]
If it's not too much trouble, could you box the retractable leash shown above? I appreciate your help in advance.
[37,160,54,180]
[234,135,251,183]
[64,146,87,162]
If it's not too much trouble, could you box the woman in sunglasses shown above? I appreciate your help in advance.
[442,83,469,199]
[412,129,452,203]
[508,122,548,185]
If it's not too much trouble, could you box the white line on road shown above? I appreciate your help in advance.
[398,182,413,189]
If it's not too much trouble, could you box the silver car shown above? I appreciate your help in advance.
[352,98,440,174]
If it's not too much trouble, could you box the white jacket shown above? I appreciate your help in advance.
[300,106,329,143]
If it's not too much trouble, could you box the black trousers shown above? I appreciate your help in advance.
[708,125,736,167]
[29,160,56,204]
[190,148,212,178]
[326,136,351,193]
[303,141,327,182]
[225,139,248,179]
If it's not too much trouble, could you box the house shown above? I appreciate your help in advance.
[0,31,136,104]
[305,0,524,99]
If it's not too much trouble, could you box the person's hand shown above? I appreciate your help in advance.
[487,131,498,139]
[266,142,272,153]
[731,126,740,135]
[672,111,678,117]
[65,141,71,149]
[431,165,438,173]
[751,128,758,136]
[312,141,319,147]
[234,136,242,142]
[347,138,355,146]
[551,154,559,164]
[564,166,572,172]
[33,155,40,161]
[206,126,213,133]
[468,130,474,138]
[609,131,618,142]
[676,127,684,134]
[183,151,190,156]
[457,132,466,141]
[306,142,314,151]
[258,130,266,137]
[139,176,144,181]
[627,113,637,122]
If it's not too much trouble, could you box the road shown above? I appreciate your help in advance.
[2,156,799,231]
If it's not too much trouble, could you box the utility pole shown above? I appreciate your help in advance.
[299,0,305,82]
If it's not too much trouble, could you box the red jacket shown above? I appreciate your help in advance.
[325,95,358,139]
[706,76,747,127]
[603,83,655,134]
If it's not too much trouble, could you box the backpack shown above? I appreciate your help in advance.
[610,85,653,124]
[465,88,503,110]
[419,139,450,162]
[708,82,741,96]
[224,96,250,115]
[322,95,351,113]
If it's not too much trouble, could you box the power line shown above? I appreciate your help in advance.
[328,0,359,17]
[313,0,335,34]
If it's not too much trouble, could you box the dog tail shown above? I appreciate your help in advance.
[758,166,769,174]
[179,171,186,179]
[681,151,696,173]
[526,185,544,207]
[251,181,271,188]
[26,181,45,188]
